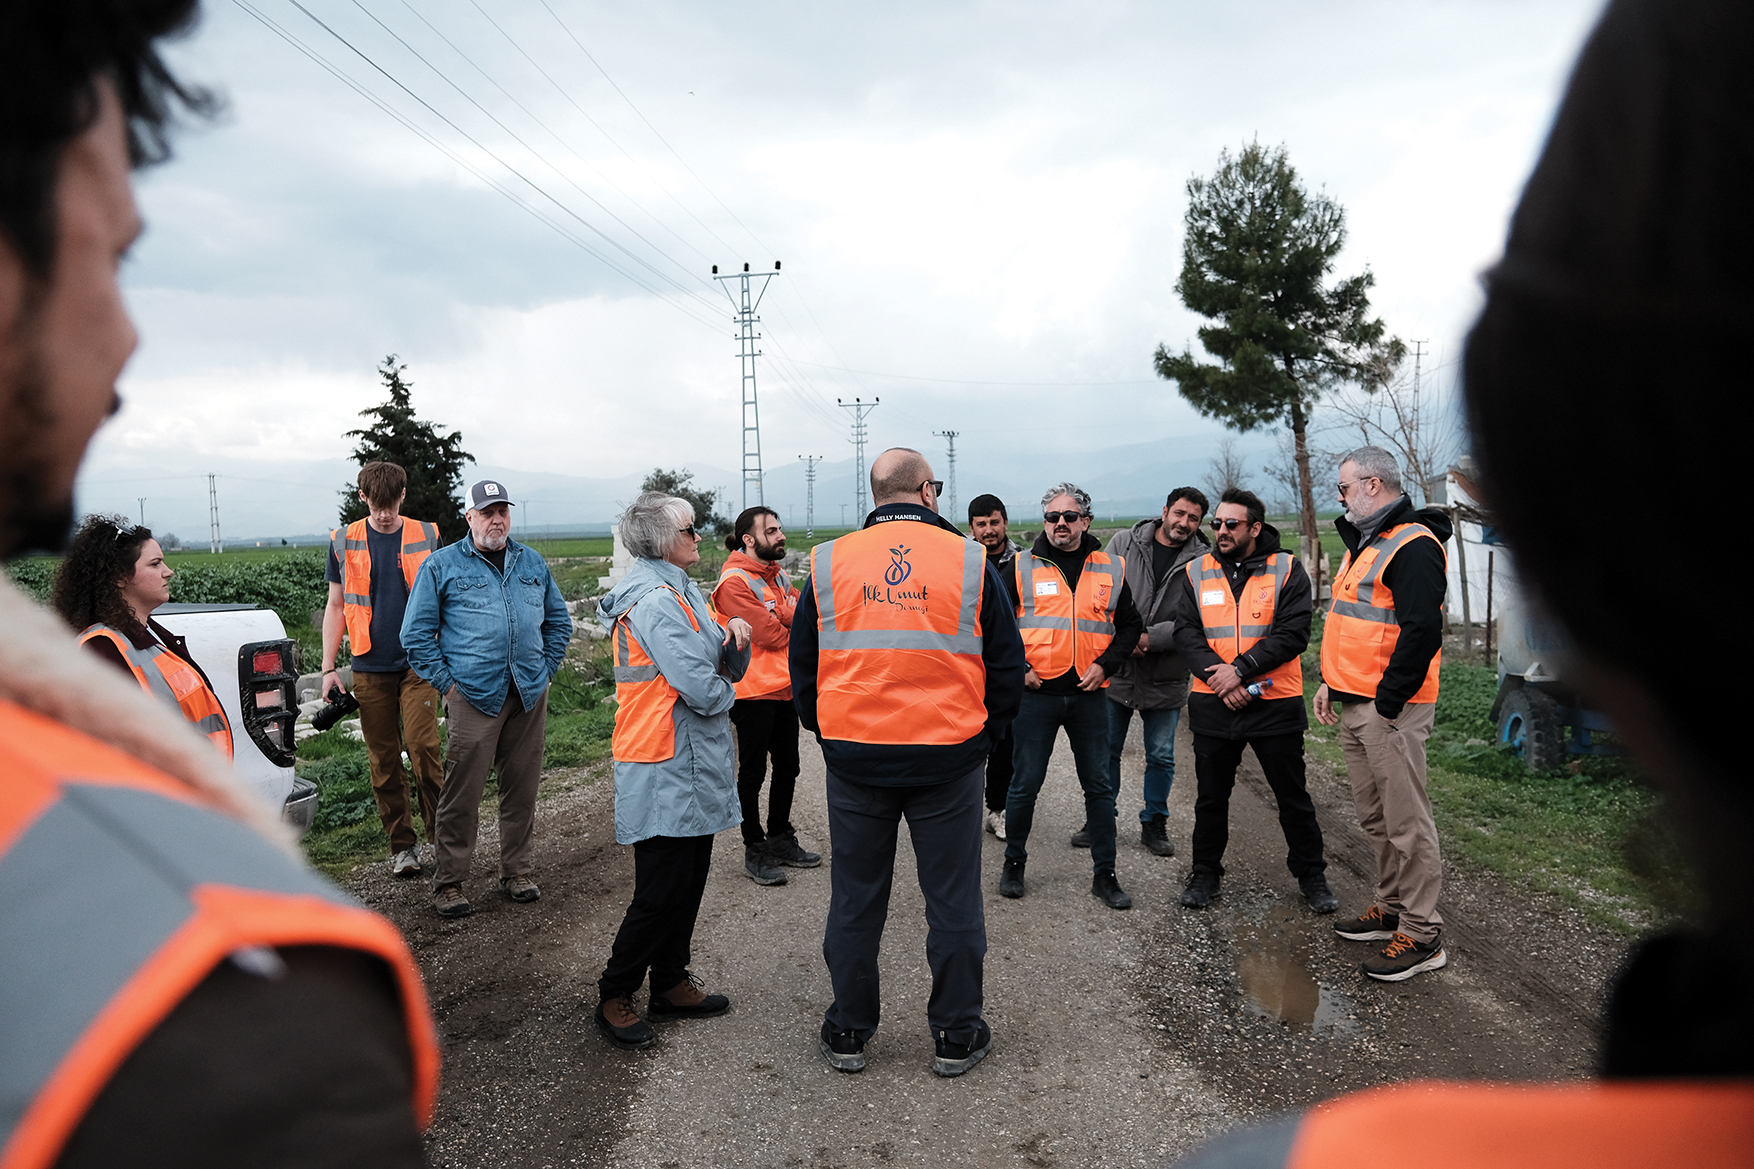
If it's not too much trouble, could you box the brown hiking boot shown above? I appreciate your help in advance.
[596,994,655,1049]
[649,972,730,1018]
[431,882,472,919]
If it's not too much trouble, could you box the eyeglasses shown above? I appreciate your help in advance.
[1337,476,1378,497]
[1042,510,1085,524]
[1209,517,1250,531]
[920,480,945,497]
[678,525,699,539]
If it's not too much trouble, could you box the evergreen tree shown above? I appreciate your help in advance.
[1154,141,1402,580]
[641,468,730,534]
[340,356,473,542]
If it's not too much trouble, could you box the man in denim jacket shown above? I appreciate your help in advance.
[403,479,573,919]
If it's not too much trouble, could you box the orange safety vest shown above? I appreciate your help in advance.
[1186,551,1304,697]
[0,699,440,1169]
[714,563,797,701]
[78,625,233,758]
[1321,522,1444,704]
[328,518,443,658]
[1280,1080,1754,1168]
[611,584,701,763]
[810,525,988,745]
[1013,548,1124,684]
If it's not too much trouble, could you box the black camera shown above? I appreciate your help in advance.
[311,687,361,733]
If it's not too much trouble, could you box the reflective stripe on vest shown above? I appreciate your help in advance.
[1320,523,1444,703]
[329,518,442,658]
[0,700,439,1169]
[1013,549,1122,682]
[715,564,797,701]
[77,626,233,758]
[811,527,987,744]
[1185,552,1303,697]
[611,585,700,764]
[1279,1080,1754,1169]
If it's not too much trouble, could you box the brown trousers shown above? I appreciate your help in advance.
[1339,700,1443,943]
[352,669,444,854]
[432,687,549,886]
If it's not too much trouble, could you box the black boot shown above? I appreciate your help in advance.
[1141,814,1175,857]
[744,844,787,886]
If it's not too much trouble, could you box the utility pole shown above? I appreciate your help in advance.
[207,473,221,554]
[712,261,781,510]
[837,396,879,524]
[932,430,959,520]
[798,455,823,538]
[137,498,146,527]
[1410,339,1428,500]
[840,503,848,529]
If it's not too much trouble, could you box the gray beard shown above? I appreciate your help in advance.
[474,532,509,552]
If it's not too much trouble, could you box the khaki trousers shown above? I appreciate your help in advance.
[433,688,549,887]
[1338,701,1443,942]
[352,669,444,854]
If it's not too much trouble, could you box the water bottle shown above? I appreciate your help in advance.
[1245,679,1275,699]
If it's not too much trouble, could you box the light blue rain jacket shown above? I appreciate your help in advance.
[597,557,750,844]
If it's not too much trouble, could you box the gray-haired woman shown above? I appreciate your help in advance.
[593,492,752,1049]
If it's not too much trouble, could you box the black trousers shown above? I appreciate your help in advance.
[1190,732,1326,879]
[599,834,714,1000]
[730,699,801,846]
[984,723,1013,813]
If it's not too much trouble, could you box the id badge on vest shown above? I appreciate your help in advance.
[1035,580,1059,597]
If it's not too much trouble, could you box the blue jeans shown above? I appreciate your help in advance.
[1106,702,1182,823]
[1004,689,1118,873]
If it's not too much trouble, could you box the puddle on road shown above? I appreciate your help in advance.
[1233,919,1351,1030]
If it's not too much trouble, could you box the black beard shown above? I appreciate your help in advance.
[754,540,786,562]
[1,321,77,559]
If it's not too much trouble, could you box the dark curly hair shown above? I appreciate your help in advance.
[1,0,215,279]
[52,513,155,638]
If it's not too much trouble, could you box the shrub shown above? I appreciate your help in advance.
[2,557,55,602]
[300,752,378,833]
[167,554,328,629]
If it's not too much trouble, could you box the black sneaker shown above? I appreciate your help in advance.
[1179,868,1220,909]
[744,845,788,886]
[1333,904,1399,941]
[999,859,1026,899]
[1141,815,1175,857]
[1299,874,1339,914]
[819,1022,866,1073]
[596,995,656,1050]
[932,1020,993,1077]
[765,833,822,868]
[1362,931,1448,982]
[1092,869,1133,910]
[1069,826,1092,848]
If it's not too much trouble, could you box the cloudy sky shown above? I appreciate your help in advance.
[79,0,1607,540]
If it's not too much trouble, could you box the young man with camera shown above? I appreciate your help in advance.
[322,461,446,878]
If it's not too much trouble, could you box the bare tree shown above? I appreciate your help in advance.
[1204,435,1251,501]
[1322,352,1462,505]
[1262,429,1334,520]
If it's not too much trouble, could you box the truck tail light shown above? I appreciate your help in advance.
[238,638,298,769]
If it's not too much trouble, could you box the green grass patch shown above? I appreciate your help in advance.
[1300,614,1691,933]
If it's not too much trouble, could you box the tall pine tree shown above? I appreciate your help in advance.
[1154,141,1401,583]
[340,356,473,542]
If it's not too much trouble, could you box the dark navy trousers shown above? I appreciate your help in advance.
[822,764,987,1044]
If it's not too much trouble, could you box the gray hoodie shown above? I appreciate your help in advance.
[1103,517,1211,710]
[597,557,750,844]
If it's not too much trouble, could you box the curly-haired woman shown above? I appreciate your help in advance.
[52,515,233,756]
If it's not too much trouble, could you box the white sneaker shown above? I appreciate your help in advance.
[391,848,422,877]
[984,810,1007,840]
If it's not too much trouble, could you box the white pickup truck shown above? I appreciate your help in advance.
[152,602,318,832]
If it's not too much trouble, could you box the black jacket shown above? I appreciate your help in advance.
[1325,497,1452,720]
[790,504,1027,785]
[1016,531,1144,696]
[1169,523,1312,740]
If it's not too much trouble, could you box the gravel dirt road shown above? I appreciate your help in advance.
[347,718,1630,1168]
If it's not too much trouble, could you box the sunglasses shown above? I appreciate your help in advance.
[920,479,945,497]
[1043,510,1085,524]
[678,525,699,539]
[1209,518,1250,531]
[107,517,139,541]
